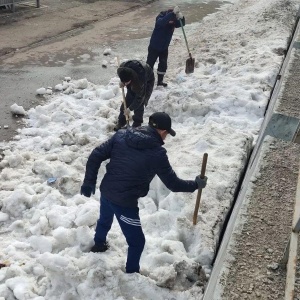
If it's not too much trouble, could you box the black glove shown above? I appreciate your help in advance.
[195,175,207,189]
[80,183,96,197]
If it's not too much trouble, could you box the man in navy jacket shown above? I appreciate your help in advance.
[81,112,207,274]
[146,6,185,87]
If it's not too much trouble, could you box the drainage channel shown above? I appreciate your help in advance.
[203,7,300,299]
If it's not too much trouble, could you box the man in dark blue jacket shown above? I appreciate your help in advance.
[146,6,185,87]
[115,60,154,131]
[81,112,207,274]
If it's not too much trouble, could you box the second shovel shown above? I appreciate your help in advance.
[179,18,195,74]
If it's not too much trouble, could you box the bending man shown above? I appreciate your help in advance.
[115,59,154,130]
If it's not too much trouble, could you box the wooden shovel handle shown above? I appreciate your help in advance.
[121,86,129,122]
[193,153,208,225]
[117,56,129,124]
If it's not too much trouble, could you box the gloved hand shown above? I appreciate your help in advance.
[177,12,184,20]
[124,108,131,118]
[80,183,95,197]
[195,175,208,189]
[173,6,180,14]
[119,81,125,88]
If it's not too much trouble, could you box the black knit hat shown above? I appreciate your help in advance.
[149,112,176,136]
[117,67,132,83]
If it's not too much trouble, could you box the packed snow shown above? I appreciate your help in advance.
[0,0,297,299]
[10,104,26,116]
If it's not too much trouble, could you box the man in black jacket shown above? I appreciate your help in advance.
[81,112,207,274]
[115,60,154,131]
[146,6,185,87]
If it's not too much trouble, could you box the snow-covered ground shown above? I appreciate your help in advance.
[0,0,297,299]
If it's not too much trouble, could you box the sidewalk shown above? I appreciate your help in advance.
[205,9,300,300]
[220,138,300,300]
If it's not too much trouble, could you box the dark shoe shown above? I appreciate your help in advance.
[157,81,168,87]
[132,122,141,128]
[90,242,109,253]
[113,123,125,131]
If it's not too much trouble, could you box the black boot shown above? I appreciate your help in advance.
[113,123,126,131]
[157,74,168,87]
[90,241,110,253]
[132,122,141,128]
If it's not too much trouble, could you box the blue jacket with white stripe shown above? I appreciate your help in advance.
[83,126,197,207]
[149,10,185,52]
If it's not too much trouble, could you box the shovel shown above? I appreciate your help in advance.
[193,153,208,225]
[117,57,129,127]
[179,18,195,74]
[121,85,130,127]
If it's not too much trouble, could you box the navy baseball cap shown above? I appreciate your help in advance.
[149,112,176,136]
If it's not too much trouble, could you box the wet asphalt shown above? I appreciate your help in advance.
[0,0,224,142]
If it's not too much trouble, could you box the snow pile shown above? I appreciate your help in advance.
[0,0,297,299]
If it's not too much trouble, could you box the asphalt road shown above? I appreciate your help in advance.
[0,0,222,142]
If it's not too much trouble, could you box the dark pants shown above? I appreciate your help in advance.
[146,46,168,75]
[94,196,146,273]
[118,88,144,127]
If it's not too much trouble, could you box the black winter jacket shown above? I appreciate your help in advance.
[83,126,198,207]
[119,60,154,111]
[149,10,185,52]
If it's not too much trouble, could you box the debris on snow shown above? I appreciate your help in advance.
[47,177,57,185]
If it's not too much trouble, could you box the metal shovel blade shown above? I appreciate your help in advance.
[185,57,195,74]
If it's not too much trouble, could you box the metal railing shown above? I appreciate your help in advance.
[0,0,40,12]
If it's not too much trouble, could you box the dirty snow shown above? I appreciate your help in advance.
[0,0,297,299]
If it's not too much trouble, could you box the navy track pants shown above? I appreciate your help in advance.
[146,46,168,75]
[94,196,145,273]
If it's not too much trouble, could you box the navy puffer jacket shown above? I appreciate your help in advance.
[83,126,197,207]
[149,10,186,52]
